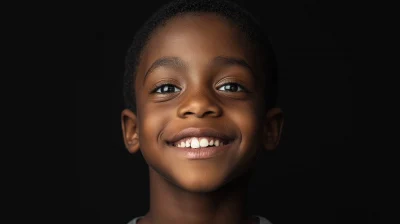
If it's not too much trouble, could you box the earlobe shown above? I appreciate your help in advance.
[121,109,140,154]
[263,108,284,151]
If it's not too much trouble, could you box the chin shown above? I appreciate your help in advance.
[174,174,229,193]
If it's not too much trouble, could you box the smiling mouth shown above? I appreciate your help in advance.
[167,137,233,149]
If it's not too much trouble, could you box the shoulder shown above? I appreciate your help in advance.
[127,216,144,224]
[253,215,273,224]
[127,215,272,224]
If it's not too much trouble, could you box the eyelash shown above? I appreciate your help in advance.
[151,82,247,94]
[218,82,246,92]
[152,83,181,94]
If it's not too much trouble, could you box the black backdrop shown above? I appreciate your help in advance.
[77,0,381,223]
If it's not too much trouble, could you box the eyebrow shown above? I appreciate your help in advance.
[213,56,254,75]
[143,56,255,84]
[143,57,186,85]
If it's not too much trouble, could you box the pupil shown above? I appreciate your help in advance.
[228,84,237,91]
[163,85,174,92]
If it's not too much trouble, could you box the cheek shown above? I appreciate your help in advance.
[138,107,165,143]
[136,103,168,160]
[230,103,263,150]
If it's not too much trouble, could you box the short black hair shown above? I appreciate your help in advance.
[123,0,278,113]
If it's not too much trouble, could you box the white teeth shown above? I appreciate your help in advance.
[199,138,209,147]
[173,137,227,148]
[186,139,190,147]
[190,138,200,148]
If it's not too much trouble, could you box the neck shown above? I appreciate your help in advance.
[144,167,255,224]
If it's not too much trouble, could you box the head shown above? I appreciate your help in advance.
[121,0,284,192]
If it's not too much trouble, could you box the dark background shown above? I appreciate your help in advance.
[77,0,382,223]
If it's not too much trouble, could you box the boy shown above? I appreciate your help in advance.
[121,0,284,223]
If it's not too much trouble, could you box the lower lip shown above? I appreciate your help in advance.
[167,141,234,159]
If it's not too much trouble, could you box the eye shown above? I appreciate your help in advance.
[153,84,181,94]
[217,83,246,92]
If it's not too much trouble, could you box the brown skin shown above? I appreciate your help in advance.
[121,13,284,224]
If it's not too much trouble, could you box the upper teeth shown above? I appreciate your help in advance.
[174,137,225,148]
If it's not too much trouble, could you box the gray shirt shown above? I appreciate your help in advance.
[128,215,273,224]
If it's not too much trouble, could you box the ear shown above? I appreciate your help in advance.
[121,109,140,154]
[262,107,284,151]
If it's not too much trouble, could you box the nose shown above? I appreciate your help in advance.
[177,88,222,118]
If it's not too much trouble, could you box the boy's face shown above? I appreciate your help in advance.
[122,13,283,192]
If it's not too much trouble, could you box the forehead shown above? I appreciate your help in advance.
[137,13,259,78]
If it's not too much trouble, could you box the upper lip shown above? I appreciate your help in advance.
[166,127,234,144]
